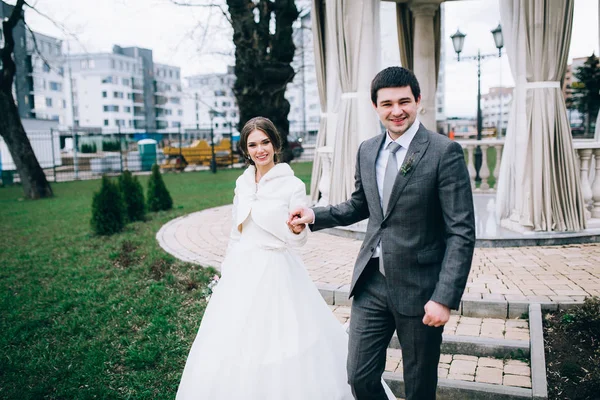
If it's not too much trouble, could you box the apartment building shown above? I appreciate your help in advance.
[183,66,238,138]
[65,46,183,133]
[481,86,513,136]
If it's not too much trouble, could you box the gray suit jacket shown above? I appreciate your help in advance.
[312,124,475,316]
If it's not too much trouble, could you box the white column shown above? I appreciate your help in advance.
[493,144,503,190]
[592,148,600,218]
[479,144,490,190]
[466,144,476,190]
[410,2,440,131]
[578,148,593,220]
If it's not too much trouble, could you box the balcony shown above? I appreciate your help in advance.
[133,106,145,117]
[155,95,168,106]
[132,79,144,91]
[132,93,144,104]
[156,121,168,130]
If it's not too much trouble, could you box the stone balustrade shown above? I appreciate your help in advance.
[315,138,600,224]
[456,139,504,193]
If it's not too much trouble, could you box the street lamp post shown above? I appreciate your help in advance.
[451,24,504,183]
[208,110,217,174]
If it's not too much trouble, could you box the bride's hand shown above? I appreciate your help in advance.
[286,212,306,234]
[288,206,315,227]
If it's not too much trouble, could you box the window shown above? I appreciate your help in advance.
[43,63,50,73]
[102,76,113,84]
[172,121,181,127]
[103,105,119,112]
[122,78,130,86]
[45,97,52,107]
[111,60,116,69]
[63,100,66,109]
[127,93,133,100]
[102,91,107,98]
[170,97,181,104]
[49,82,62,91]
[178,110,183,116]
[104,119,109,126]
[113,91,124,99]
[124,106,131,113]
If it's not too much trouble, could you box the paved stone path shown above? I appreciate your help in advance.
[157,205,600,304]
[330,305,530,342]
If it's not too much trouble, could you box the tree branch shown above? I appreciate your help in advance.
[0,0,25,91]
[168,0,232,25]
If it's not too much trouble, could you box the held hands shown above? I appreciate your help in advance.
[422,300,450,328]
[286,206,315,234]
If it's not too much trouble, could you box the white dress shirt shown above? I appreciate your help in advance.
[372,118,420,258]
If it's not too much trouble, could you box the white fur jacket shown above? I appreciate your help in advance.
[228,163,309,251]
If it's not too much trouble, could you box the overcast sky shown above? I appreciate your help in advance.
[17,0,600,117]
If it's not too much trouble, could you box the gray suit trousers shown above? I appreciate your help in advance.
[347,258,444,400]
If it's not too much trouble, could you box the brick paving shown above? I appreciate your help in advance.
[157,205,600,304]
[330,305,530,342]
[385,350,532,388]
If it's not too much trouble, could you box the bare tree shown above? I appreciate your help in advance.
[171,0,299,161]
[227,0,299,161]
[0,0,53,198]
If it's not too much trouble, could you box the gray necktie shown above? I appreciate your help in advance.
[380,141,401,276]
[382,142,401,212]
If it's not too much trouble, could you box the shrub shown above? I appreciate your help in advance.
[102,140,121,152]
[91,176,126,235]
[147,164,173,212]
[118,170,146,222]
[81,143,97,153]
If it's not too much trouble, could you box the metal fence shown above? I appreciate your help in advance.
[0,121,321,184]
[0,125,241,184]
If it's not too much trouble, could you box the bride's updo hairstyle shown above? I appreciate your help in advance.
[240,116,283,165]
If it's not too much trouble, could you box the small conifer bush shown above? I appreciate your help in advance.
[91,176,126,235]
[118,170,146,222]
[147,164,173,212]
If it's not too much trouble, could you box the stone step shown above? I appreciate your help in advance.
[330,305,530,359]
[328,303,548,399]
[384,350,531,399]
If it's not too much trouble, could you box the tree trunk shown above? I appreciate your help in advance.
[0,0,53,198]
[227,0,299,162]
[0,90,53,198]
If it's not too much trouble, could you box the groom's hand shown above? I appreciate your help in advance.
[422,300,450,327]
[288,206,315,227]
[286,206,314,234]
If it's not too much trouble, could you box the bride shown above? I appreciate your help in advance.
[176,117,394,399]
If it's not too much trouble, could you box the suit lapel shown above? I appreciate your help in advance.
[364,133,386,221]
[383,124,431,218]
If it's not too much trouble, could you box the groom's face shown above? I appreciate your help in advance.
[373,86,421,140]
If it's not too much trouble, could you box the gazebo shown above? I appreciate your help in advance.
[309,0,600,234]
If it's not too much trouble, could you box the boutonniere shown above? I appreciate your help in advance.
[400,152,419,176]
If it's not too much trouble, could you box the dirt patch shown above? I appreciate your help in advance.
[544,297,600,400]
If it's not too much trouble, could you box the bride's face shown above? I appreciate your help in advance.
[247,129,275,169]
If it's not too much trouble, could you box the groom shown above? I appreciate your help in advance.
[289,66,475,400]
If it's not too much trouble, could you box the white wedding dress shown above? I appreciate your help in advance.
[176,164,394,400]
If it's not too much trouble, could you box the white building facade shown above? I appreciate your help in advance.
[481,86,513,136]
[26,31,67,126]
[65,47,183,133]
[182,67,238,138]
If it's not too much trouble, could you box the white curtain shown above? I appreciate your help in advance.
[309,0,328,203]
[327,0,381,205]
[496,0,586,231]
[395,3,441,84]
[596,2,600,141]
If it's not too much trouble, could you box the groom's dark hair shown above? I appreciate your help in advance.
[370,66,421,105]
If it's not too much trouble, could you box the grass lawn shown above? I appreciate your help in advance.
[0,162,312,400]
